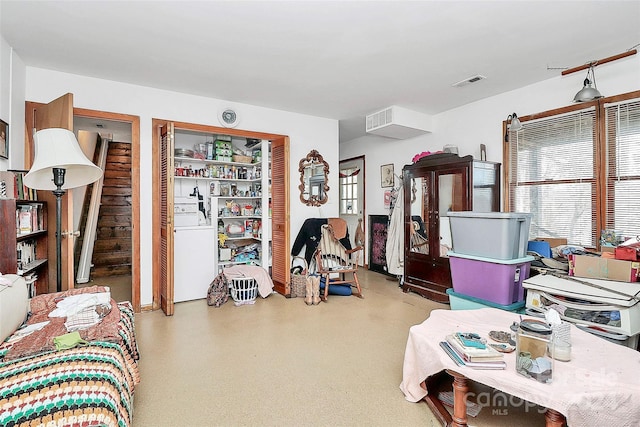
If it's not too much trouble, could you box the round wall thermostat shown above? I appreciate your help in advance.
[218,108,239,128]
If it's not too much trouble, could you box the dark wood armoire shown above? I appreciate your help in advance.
[402,153,500,303]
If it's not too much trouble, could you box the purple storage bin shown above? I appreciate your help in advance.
[448,251,534,305]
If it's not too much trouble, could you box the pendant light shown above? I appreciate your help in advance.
[573,65,603,102]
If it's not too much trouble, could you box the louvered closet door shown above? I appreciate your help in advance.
[159,122,175,315]
[270,136,290,295]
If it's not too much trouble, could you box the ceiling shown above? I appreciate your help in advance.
[1,1,639,143]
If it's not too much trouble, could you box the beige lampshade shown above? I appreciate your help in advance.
[23,128,103,190]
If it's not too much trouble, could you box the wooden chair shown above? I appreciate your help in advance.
[314,224,363,301]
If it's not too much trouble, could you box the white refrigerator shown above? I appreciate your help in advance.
[174,226,216,303]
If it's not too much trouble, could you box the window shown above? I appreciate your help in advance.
[505,91,640,248]
[339,167,359,215]
[604,98,640,238]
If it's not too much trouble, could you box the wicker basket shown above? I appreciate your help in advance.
[233,154,253,163]
[290,256,309,298]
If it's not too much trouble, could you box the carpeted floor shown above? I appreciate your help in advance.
[129,268,547,426]
[77,274,131,303]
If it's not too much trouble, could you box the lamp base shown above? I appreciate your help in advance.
[53,168,66,293]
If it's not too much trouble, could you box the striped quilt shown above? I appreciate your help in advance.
[0,302,140,427]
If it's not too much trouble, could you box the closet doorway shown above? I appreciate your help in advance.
[25,96,141,311]
[73,116,134,305]
[151,119,290,315]
[339,156,365,266]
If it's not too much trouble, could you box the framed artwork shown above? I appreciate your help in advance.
[369,214,392,275]
[384,190,392,209]
[381,163,394,188]
[0,119,8,159]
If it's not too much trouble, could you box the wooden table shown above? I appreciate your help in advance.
[422,369,565,427]
[400,308,640,427]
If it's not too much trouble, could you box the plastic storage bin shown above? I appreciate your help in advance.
[446,288,525,312]
[448,251,534,305]
[447,211,533,260]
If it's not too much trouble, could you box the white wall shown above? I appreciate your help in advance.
[20,67,338,306]
[0,35,26,171]
[341,55,640,217]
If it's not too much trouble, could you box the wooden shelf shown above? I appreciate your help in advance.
[18,258,48,275]
[0,199,49,295]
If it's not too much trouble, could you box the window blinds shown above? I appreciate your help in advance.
[604,99,640,240]
[507,94,640,248]
[508,108,597,246]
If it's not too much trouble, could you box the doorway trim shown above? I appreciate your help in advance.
[339,155,366,266]
[151,118,291,313]
[25,102,141,312]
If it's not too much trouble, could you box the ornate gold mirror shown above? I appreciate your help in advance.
[298,149,329,206]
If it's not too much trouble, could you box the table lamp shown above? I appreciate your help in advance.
[23,128,103,292]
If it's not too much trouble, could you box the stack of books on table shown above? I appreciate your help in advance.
[440,332,506,370]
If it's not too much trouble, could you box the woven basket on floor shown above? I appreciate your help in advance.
[290,256,309,298]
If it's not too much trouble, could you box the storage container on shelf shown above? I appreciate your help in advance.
[446,288,525,313]
[448,251,534,305]
[447,211,533,260]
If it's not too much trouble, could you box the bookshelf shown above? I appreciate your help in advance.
[0,198,49,296]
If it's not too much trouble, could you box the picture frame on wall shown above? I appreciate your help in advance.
[384,190,392,209]
[381,163,394,188]
[0,119,8,160]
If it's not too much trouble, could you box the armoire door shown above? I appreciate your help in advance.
[402,153,473,303]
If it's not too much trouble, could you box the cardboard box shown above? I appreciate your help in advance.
[569,254,639,282]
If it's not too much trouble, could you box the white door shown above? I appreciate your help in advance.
[174,226,216,302]
[339,156,365,265]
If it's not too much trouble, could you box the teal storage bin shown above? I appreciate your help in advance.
[446,288,525,313]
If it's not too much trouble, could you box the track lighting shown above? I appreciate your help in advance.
[504,113,523,142]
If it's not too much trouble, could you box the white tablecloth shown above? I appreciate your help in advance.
[400,308,640,427]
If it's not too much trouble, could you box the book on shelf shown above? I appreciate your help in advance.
[439,341,507,370]
[16,239,38,274]
[0,170,38,201]
[14,203,45,235]
[24,273,37,298]
[445,334,505,363]
[18,207,33,233]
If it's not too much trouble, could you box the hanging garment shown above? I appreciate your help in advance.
[386,184,404,276]
[291,218,352,265]
[354,218,365,247]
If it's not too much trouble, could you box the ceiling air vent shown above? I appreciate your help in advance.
[365,105,433,139]
[451,74,487,88]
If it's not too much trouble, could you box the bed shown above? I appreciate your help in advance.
[0,274,140,427]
